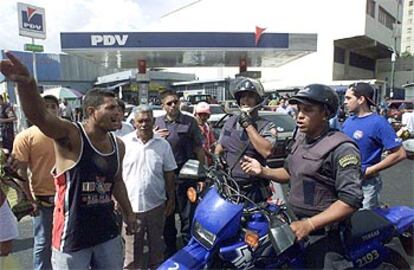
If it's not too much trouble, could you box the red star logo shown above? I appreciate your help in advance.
[255,26,267,46]
[26,7,37,21]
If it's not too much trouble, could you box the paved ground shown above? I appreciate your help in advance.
[6,159,414,269]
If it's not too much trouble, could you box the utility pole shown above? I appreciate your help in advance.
[390,0,402,98]
[390,48,396,98]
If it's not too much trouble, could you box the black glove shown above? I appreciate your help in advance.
[238,112,253,129]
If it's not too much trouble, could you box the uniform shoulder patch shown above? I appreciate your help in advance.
[338,154,360,168]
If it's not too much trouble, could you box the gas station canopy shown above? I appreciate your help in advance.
[60,32,317,69]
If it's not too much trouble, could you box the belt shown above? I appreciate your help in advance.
[36,195,55,207]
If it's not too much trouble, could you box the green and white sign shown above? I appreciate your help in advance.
[24,43,44,52]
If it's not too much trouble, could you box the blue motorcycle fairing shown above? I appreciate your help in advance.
[246,212,269,235]
[345,240,391,269]
[220,234,274,269]
[342,206,414,269]
[374,206,414,234]
[219,205,288,269]
[193,187,243,248]
[157,240,211,270]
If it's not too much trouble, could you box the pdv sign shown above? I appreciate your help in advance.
[91,35,129,46]
[17,2,46,39]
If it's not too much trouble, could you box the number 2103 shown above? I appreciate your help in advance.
[356,250,379,268]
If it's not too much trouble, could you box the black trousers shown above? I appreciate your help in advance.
[304,230,352,269]
[163,182,197,258]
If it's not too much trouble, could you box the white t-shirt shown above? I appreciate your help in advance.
[276,107,288,114]
[402,111,414,133]
[114,122,135,137]
[122,133,177,213]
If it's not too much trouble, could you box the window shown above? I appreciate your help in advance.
[366,0,376,18]
[406,46,411,51]
[378,6,396,30]
[349,52,376,71]
[410,1,413,6]
[409,9,414,16]
[334,46,345,64]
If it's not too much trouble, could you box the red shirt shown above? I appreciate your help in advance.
[199,123,216,165]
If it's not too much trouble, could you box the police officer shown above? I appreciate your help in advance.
[154,90,206,257]
[215,77,277,202]
[240,84,363,268]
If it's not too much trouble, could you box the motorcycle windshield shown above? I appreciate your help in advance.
[193,187,243,243]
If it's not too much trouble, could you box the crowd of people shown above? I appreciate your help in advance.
[0,51,410,269]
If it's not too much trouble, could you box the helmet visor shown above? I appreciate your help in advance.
[289,96,316,106]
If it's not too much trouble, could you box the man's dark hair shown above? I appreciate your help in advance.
[160,90,178,101]
[82,88,115,118]
[117,99,126,113]
[43,95,59,106]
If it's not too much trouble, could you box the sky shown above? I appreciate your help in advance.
[0,0,370,84]
[0,0,194,53]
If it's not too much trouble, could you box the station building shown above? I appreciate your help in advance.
[149,0,404,99]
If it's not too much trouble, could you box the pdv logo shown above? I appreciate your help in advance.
[21,7,43,31]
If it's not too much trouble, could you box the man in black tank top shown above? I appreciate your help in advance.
[0,52,137,270]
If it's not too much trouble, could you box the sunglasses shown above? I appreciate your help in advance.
[166,100,179,106]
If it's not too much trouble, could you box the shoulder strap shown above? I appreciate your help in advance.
[110,132,121,176]
[75,122,88,142]
[256,117,269,133]
[309,131,355,158]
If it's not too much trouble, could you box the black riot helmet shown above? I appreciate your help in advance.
[230,77,265,105]
[289,84,339,118]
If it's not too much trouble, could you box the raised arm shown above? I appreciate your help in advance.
[244,125,274,158]
[0,52,75,140]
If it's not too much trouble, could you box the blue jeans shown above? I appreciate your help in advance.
[33,205,53,270]
[51,236,123,270]
[362,176,383,209]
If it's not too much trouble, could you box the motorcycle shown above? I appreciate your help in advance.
[158,157,414,269]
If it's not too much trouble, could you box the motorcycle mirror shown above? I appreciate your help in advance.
[179,159,206,181]
[268,215,296,256]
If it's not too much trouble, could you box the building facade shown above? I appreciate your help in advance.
[401,0,414,55]
[150,0,403,97]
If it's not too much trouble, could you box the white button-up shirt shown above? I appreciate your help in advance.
[122,132,177,213]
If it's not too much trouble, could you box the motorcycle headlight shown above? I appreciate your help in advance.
[193,220,217,249]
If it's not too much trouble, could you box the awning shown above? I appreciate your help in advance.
[100,81,130,90]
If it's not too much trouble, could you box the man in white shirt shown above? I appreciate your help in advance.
[401,109,414,136]
[114,99,134,137]
[122,104,177,269]
[275,98,288,114]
